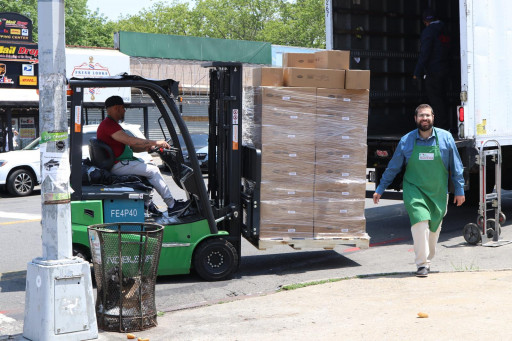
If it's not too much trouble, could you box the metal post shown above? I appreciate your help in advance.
[23,1,98,340]
[5,108,13,151]
[143,106,149,138]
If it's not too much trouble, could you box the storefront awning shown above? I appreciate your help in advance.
[0,89,39,106]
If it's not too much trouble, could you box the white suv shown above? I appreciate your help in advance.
[0,123,152,196]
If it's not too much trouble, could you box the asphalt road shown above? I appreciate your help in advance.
[1,175,512,337]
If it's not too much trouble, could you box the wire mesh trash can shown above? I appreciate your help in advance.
[88,222,164,332]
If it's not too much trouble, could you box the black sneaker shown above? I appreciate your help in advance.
[416,267,428,277]
[145,202,163,217]
[168,200,189,216]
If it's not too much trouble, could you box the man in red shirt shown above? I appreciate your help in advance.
[97,95,188,216]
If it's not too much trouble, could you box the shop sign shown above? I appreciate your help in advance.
[0,60,38,88]
[22,64,34,76]
[19,75,37,86]
[0,62,14,84]
[0,13,33,42]
[0,43,38,61]
[66,49,131,102]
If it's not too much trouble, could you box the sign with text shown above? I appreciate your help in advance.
[0,13,33,42]
[0,60,38,89]
[0,42,38,62]
[66,48,131,103]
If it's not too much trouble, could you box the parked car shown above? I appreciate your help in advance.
[0,123,151,197]
[160,133,208,172]
[195,145,209,173]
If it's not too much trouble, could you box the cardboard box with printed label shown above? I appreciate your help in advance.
[261,125,316,149]
[252,67,284,87]
[260,182,314,201]
[314,217,366,238]
[314,180,367,200]
[260,201,314,238]
[283,68,345,89]
[282,53,316,68]
[316,89,369,126]
[314,50,350,70]
[315,125,368,145]
[314,199,366,219]
[261,161,315,186]
[345,70,371,90]
[260,86,316,110]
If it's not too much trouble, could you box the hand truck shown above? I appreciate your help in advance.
[463,140,510,247]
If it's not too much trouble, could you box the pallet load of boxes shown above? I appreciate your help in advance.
[243,50,371,250]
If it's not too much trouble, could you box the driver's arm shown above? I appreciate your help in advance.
[111,130,170,152]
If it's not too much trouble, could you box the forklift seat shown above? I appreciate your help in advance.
[89,137,115,170]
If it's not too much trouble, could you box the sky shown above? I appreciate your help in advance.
[87,0,192,21]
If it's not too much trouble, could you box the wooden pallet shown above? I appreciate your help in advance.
[257,233,370,250]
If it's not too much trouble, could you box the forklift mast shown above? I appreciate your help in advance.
[203,62,243,255]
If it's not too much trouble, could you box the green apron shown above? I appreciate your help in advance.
[116,144,138,162]
[106,116,139,163]
[403,129,448,232]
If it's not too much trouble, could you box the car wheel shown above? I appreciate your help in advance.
[6,169,35,196]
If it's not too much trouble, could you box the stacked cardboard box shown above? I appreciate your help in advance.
[314,88,368,238]
[243,50,370,240]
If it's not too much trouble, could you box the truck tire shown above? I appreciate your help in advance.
[6,169,35,196]
[193,238,238,281]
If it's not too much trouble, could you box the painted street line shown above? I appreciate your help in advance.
[0,211,41,220]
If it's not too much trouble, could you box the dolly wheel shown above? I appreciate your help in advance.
[499,212,506,225]
[477,215,484,228]
[486,219,501,238]
[463,223,481,245]
[193,238,239,281]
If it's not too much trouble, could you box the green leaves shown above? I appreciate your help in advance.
[0,0,326,48]
[0,0,115,46]
[115,0,325,48]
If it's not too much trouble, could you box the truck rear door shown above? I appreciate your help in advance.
[460,0,512,146]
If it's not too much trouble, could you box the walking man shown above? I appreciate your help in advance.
[373,104,465,277]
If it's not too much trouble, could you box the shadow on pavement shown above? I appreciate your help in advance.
[0,271,26,293]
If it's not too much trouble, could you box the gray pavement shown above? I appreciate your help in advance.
[2,176,512,340]
[5,270,512,340]
[94,270,512,341]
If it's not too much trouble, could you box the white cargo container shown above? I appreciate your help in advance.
[325,0,512,199]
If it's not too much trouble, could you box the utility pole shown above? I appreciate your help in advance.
[23,1,97,340]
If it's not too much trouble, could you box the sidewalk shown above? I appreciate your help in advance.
[90,270,512,340]
[5,270,512,340]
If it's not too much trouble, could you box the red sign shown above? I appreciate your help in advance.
[0,43,38,61]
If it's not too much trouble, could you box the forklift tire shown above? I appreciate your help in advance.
[193,238,238,281]
[72,245,91,262]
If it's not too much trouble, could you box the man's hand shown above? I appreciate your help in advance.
[154,140,170,150]
[412,75,422,90]
[453,195,465,206]
[373,192,381,204]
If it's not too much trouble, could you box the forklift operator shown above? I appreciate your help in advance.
[97,95,189,217]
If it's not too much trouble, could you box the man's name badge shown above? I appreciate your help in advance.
[419,153,435,160]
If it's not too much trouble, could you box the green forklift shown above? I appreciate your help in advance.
[70,62,260,281]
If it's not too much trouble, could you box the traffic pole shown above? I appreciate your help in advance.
[22,1,97,340]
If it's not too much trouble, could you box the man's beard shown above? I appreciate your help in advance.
[417,121,433,131]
